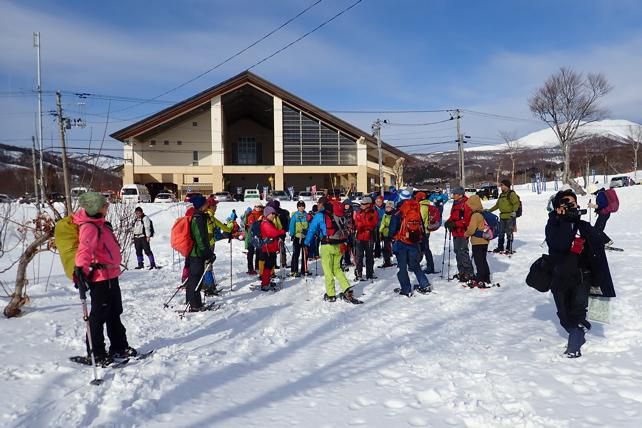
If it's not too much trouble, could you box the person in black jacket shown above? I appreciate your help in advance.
[545,189,615,358]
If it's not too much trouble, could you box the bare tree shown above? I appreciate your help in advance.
[499,130,520,185]
[528,67,612,193]
[627,124,642,182]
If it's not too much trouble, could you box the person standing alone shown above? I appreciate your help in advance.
[133,207,157,269]
[487,179,520,254]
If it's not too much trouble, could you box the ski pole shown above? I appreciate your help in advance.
[447,231,452,281]
[74,268,103,386]
[179,261,212,318]
[303,245,311,300]
[229,234,233,293]
[440,230,448,279]
[163,275,190,308]
[588,198,592,224]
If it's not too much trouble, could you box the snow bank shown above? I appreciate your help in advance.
[1,187,642,427]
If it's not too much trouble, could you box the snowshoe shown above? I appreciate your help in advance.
[366,275,378,280]
[340,287,364,304]
[134,266,144,270]
[491,248,504,254]
[415,285,433,294]
[378,263,397,268]
[323,293,337,302]
[70,355,114,368]
[393,287,412,297]
[110,346,138,359]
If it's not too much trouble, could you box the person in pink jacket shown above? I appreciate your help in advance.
[73,192,136,365]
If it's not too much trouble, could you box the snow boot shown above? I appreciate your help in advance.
[492,247,504,254]
[415,285,433,294]
[340,287,363,304]
[394,287,412,297]
[135,256,144,269]
[323,293,337,302]
[111,346,137,359]
[565,326,586,358]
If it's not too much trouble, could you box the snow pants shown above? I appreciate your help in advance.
[320,244,351,297]
[247,244,260,273]
[421,233,435,273]
[471,244,490,283]
[134,236,155,266]
[87,277,129,358]
[291,238,306,274]
[355,239,374,278]
[497,218,514,252]
[453,236,474,277]
[185,256,205,309]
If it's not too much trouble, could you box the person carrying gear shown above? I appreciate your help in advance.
[373,195,385,258]
[378,200,396,267]
[244,204,264,275]
[185,195,215,311]
[341,199,356,269]
[132,206,157,269]
[354,196,379,281]
[444,187,474,282]
[259,207,286,290]
[487,179,520,254]
[289,200,309,277]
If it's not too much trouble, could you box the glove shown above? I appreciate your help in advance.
[207,254,217,264]
[570,237,585,255]
[444,220,454,230]
[587,202,598,209]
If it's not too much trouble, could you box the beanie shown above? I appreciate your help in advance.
[135,206,143,213]
[361,196,373,205]
[191,195,207,209]
[452,187,465,195]
[264,206,277,217]
[415,191,427,201]
[297,200,306,208]
[399,189,412,200]
[385,200,395,209]
[501,179,512,188]
[78,192,106,216]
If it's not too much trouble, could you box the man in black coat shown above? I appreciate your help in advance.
[545,189,615,358]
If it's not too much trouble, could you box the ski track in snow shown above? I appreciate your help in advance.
[2,185,642,427]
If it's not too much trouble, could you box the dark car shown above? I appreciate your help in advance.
[47,192,66,204]
[477,185,499,200]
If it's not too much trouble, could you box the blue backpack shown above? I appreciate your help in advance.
[250,220,264,249]
[474,211,500,240]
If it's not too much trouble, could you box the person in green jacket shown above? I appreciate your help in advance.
[186,195,215,311]
[487,179,520,254]
[378,201,396,267]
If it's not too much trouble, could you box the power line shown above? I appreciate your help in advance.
[110,0,324,115]
[462,109,540,124]
[383,117,453,127]
[247,0,365,70]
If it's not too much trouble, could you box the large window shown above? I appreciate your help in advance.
[238,137,257,165]
[283,103,357,166]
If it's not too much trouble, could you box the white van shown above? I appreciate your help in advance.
[243,188,261,202]
[121,184,151,203]
[70,187,92,200]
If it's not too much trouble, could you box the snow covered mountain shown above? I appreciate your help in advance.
[468,119,640,152]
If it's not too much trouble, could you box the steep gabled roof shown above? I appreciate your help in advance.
[110,71,409,159]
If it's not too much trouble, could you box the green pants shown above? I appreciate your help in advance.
[320,244,351,296]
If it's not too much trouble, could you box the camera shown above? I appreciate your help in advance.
[560,205,587,220]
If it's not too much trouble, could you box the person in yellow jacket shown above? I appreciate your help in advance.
[205,197,233,249]
[416,192,438,274]
[464,195,491,287]
[378,201,396,268]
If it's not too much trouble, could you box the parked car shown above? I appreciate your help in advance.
[154,192,176,203]
[211,191,234,202]
[184,192,203,203]
[47,192,66,204]
[268,190,290,201]
[121,184,151,203]
[477,184,499,200]
[609,176,636,188]
[465,188,478,197]
[0,194,11,203]
[351,191,364,203]
[101,191,117,203]
[298,191,314,201]
[243,189,261,202]
[71,187,92,201]
[18,193,35,204]
[233,193,244,202]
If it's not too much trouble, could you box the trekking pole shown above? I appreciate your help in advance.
[447,231,452,281]
[588,198,592,224]
[163,275,190,309]
[179,261,212,318]
[74,268,103,386]
[229,235,233,293]
[440,230,448,279]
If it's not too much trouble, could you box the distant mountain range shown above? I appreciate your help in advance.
[405,119,640,187]
[0,143,123,196]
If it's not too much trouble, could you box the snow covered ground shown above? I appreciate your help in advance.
[1,184,642,427]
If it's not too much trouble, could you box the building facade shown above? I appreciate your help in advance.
[111,72,408,197]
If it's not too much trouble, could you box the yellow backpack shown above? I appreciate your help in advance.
[54,217,100,281]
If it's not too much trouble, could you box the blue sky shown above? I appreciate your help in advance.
[2,0,642,156]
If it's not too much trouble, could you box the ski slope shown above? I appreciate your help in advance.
[1,185,642,427]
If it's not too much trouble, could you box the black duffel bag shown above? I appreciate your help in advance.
[526,254,552,292]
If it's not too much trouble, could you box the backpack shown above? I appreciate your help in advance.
[474,211,500,240]
[426,205,441,232]
[396,200,423,244]
[510,190,523,218]
[525,254,552,292]
[323,202,348,243]
[147,218,155,237]
[54,216,100,281]
[603,188,619,214]
[171,216,194,257]
[250,219,266,249]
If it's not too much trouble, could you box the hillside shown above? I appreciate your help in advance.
[0,143,123,196]
[1,185,641,427]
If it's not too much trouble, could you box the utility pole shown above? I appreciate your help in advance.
[455,109,465,187]
[33,32,46,208]
[31,136,40,212]
[56,91,73,215]
[372,119,384,197]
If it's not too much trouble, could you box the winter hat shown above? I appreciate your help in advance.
[376,195,384,203]
[271,200,280,209]
[297,200,306,208]
[78,192,106,216]
[264,206,277,217]
[552,189,577,209]
[399,189,412,200]
[135,206,143,213]
[500,179,512,188]
[385,200,395,209]
[191,195,207,209]
[452,187,465,195]
[312,204,318,212]
[415,191,427,201]
[361,196,373,205]
[342,199,352,206]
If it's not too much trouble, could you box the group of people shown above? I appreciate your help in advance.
[68,176,617,364]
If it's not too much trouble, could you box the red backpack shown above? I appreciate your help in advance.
[396,200,423,244]
[603,188,619,214]
[171,215,194,257]
[427,205,441,231]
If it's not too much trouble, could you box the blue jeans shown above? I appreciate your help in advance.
[394,242,430,295]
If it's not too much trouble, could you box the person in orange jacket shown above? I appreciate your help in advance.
[354,196,379,280]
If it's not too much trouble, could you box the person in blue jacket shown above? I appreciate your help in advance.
[288,201,309,277]
[429,187,449,219]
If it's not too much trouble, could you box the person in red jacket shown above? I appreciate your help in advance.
[444,187,474,282]
[260,207,286,290]
[354,196,379,280]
